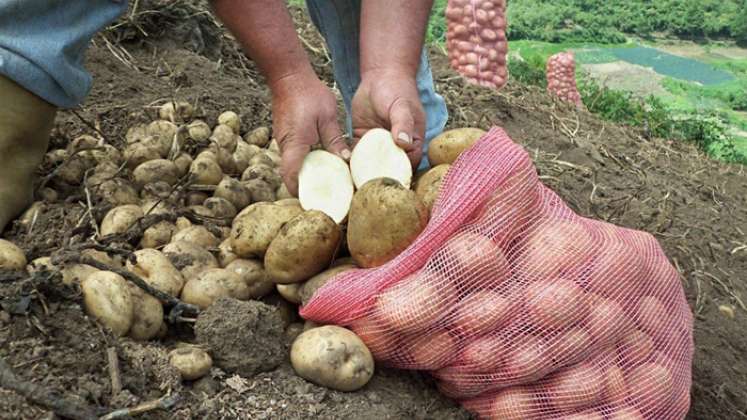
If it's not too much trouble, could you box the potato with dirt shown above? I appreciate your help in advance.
[414,164,450,212]
[265,210,341,283]
[427,128,486,166]
[169,346,213,381]
[132,159,179,188]
[81,271,134,337]
[189,153,223,185]
[181,268,251,309]
[291,325,375,392]
[244,126,270,147]
[299,263,357,306]
[162,240,219,280]
[140,221,176,249]
[127,283,164,341]
[126,249,185,297]
[225,259,274,298]
[0,239,27,270]
[230,202,303,258]
[172,225,219,248]
[214,176,252,210]
[100,204,144,236]
[347,178,428,267]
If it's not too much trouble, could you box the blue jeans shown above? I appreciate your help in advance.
[306,0,447,168]
[0,0,447,167]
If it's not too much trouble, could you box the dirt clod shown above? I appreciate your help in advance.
[194,297,286,377]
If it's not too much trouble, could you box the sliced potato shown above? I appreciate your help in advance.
[350,128,411,189]
[298,150,354,224]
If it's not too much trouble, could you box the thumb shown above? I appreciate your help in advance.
[278,137,311,197]
[389,98,423,168]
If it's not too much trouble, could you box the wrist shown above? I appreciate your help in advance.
[268,67,321,97]
[360,66,417,84]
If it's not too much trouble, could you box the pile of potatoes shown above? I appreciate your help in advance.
[2,108,486,388]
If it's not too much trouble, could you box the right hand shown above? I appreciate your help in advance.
[269,72,350,196]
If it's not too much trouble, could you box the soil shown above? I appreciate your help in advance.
[1,1,746,419]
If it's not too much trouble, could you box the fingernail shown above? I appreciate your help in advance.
[398,132,412,144]
[341,149,351,160]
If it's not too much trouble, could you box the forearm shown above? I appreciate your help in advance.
[209,0,316,88]
[359,0,434,77]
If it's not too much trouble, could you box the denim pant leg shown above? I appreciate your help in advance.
[0,0,127,108]
[305,0,448,169]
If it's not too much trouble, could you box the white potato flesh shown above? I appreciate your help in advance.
[350,128,412,189]
[298,150,354,224]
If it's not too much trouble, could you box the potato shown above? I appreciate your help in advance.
[100,204,143,236]
[584,297,632,345]
[427,128,486,166]
[348,315,399,360]
[44,149,68,167]
[186,205,214,219]
[276,283,302,304]
[189,156,223,185]
[298,264,356,306]
[68,134,98,152]
[290,326,374,392]
[0,239,27,270]
[185,191,208,206]
[414,164,450,212]
[204,197,237,219]
[146,120,179,156]
[169,346,212,380]
[175,216,193,231]
[433,232,510,289]
[546,362,604,411]
[163,240,219,280]
[634,296,668,338]
[608,406,645,420]
[275,198,301,207]
[552,327,593,366]
[94,178,139,207]
[241,164,282,190]
[503,335,552,381]
[218,111,241,134]
[265,151,281,166]
[181,268,249,309]
[347,178,428,267]
[126,249,185,296]
[210,124,237,151]
[125,124,148,144]
[225,259,274,298]
[81,271,133,336]
[350,128,412,189]
[83,248,124,268]
[127,284,164,341]
[140,181,176,202]
[268,138,280,154]
[460,334,507,372]
[217,239,238,267]
[265,210,341,284]
[276,183,293,200]
[87,161,120,185]
[38,187,59,202]
[56,154,93,185]
[140,221,175,249]
[373,271,454,333]
[525,278,589,330]
[90,144,123,167]
[298,150,354,224]
[62,264,100,286]
[488,387,539,420]
[123,142,162,169]
[233,141,261,172]
[213,176,251,210]
[207,143,238,174]
[173,152,193,177]
[514,219,593,280]
[249,152,274,168]
[617,329,654,367]
[244,126,270,147]
[230,202,303,258]
[187,120,211,142]
[132,159,179,188]
[172,225,219,248]
[452,290,511,336]
[604,364,627,404]
[245,179,276,203]
[405,330,457,370]
[159,101,194,122]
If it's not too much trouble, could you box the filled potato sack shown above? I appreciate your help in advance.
[300,127,693,420]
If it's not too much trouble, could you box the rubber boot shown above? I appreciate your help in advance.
[0,75,56,233]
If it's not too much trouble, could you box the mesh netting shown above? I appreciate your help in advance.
[300,128,693,419]
[547,52,585,109]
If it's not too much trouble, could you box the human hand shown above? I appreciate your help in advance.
[270,72,350,196]
[351,69,425,169]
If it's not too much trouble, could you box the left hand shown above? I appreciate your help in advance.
[351,69,426,169]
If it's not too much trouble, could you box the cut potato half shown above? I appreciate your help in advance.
[298,150,354,224]
[350,128,412,189]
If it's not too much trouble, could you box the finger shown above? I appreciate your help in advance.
[406,138,424,169]
[389,97,418,153]
[319,117,351,161]
[278,136,311,197]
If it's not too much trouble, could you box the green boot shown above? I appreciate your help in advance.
[0,75,56,233]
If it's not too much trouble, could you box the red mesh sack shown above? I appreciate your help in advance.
[300,128,693,420]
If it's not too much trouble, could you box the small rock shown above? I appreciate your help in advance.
[719,304,736,319]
